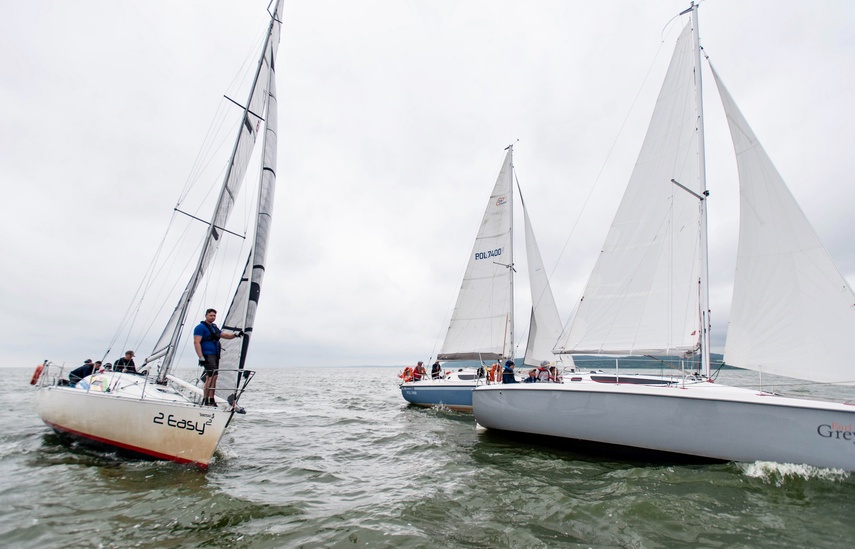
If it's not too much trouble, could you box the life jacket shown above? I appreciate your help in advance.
[201,322,222,355]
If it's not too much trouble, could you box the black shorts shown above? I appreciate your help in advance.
[201,354,219,375]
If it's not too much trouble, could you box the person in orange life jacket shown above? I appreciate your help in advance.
[489,362,499,382]
[193,308,242,406]
[502,360,518,383]
[412,361,427,381]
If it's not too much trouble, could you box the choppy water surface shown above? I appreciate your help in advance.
[3,366,855,548]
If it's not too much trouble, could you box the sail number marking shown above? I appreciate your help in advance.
[475,248,503,261]
[153,411,213,436]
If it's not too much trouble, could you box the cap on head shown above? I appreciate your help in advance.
[84,359,92,364]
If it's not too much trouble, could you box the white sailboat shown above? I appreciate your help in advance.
[400,146,570,411]
[32,0,284,468]
[473,2,855,471]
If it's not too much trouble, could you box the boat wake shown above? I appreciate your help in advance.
[739,461,849,484]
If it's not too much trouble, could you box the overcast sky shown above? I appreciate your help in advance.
[2,0,854,369]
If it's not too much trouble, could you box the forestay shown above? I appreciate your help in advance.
[556,23,703,357]
[714,66,855,384]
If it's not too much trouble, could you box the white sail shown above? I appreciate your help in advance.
[153,0,283,380]
[556,23,703,356]
[473,2,855,473]
[520,192,571,367]
[438,149,514,361]
[713,67,855,383]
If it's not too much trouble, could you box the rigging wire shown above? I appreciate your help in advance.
[546,18,685,312]
[104,26,268,368]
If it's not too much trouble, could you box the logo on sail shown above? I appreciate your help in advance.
[475,248,503,261]
[495,196,508,207]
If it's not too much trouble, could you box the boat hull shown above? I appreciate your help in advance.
[35,382,231,468]
[472,382,855,471]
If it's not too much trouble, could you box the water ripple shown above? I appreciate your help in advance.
[4,367,855,547]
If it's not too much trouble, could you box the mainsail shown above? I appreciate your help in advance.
[713,66,855,384]
[555,22,703,357]
[152,0,284,381]
[438,148,514,361]
[218,71,279,399]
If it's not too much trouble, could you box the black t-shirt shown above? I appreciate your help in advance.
[115,357,137,373]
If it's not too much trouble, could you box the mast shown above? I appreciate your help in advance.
[507,144,515,361]
[152,1,282,382]
[689,1,712,377]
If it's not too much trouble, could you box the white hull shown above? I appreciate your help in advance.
[35,373,231,467]
[473,381,855,471]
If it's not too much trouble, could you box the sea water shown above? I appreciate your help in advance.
[2,366,855,548]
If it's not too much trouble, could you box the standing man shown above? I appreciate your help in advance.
[193,308,241,406]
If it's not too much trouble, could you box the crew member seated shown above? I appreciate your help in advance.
[412,361,427,381]
[114,350,138,374]
[501,360,518,384]
[69,359,98,386]
[537,361,551,382]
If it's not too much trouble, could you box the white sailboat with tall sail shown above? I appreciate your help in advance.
[32,0,284,468]
[400,146,570,411]
[473,2,855,471]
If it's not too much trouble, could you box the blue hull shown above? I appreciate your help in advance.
[400,383,475,411]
